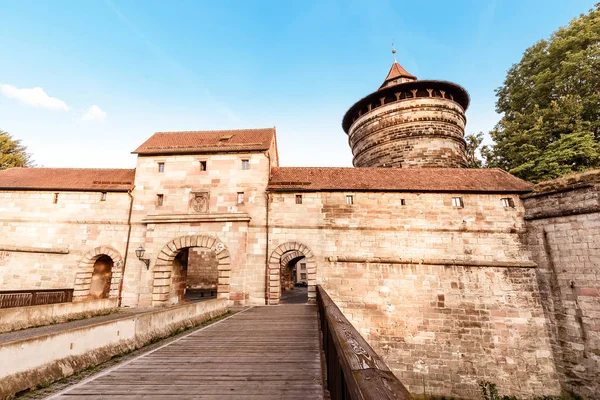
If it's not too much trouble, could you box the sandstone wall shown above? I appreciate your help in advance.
[348,97,467,168]
[0,190,130,293]
[187,248,219,289]
[523,170,600,398]
[122,150,272,307]
[267,190,561,398]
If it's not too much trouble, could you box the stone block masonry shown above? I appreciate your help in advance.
[0,190,130,297]
[523,170,600,399]
[267,189,561,398]
[321,262,559,399]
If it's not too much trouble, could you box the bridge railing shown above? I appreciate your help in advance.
[0,289,74,309]
[316,285,412,400]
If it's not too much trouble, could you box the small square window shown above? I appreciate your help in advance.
[100,192,107,202]
[241,159,250,170]
[237,192,245,204]
[501,197,515,208]
[53,193,59,204]
[300,263,306,270]
[400,199,406,206]
[346,195,354,205]
[199,161,207,171]
[296,194,302,204]
[300,273,307,280]
[158,162,165,173]
[157,194,164,206]
[452,197,464,208]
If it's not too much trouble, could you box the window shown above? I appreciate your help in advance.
[400,199,406,206]
[53,193,59,204]
[300,263,306,271]
[241,159,250,170]
[158,162,165,173]
[157,194,164,206]
[501,197,515,208]
[199,161,207,171]
[296,194,302,204]
[237,192,245,204]
[452,197,464,208]
[346,195,354,205]
[300,273,307,280]
[100,192,107,201]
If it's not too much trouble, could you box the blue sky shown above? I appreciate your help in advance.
[0,0,596,168]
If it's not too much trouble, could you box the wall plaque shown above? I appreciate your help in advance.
[190,192,209,213]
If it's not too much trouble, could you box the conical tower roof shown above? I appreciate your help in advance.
[379,61,417,90]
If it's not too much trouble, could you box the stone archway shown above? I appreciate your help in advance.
[280,250,304,292]
[153,235,231,306]
[268,242,316,305]
[73,246,124,301]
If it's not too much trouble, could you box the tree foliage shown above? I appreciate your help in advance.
[485,4,600,182]
[465,132,485,168]
[0,130,33,170]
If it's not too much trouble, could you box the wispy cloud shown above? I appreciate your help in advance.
[0,84,70,111]
[81,105,107,122]
[104,0,239,122]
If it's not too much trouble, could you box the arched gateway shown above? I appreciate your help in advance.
[153,235,230,306]
[73,246,124,301]
[268,242,316,305]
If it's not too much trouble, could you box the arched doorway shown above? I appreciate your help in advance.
[73,246,124,302]
[268,242,316,305]
[89,255,113,299]
[280,254,308,304]
[153,235,230,306]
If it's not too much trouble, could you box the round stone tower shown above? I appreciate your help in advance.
[342,60,470,168]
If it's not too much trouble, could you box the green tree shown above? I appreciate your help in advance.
[486,4,600,182]
[0,130,33,170]
[464,132,485,168]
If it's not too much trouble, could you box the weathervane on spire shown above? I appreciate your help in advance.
[392,40,397,63]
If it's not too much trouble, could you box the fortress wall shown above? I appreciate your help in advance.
[523,170,600,399]
[121,152,272,307]
[121,221,256,308]
[268,190,561,399]
[0,191,130,291]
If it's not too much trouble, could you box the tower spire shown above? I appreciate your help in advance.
[392,41,397,63]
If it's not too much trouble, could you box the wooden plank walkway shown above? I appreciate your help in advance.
[51,305,324,399]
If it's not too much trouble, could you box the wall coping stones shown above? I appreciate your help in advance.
[142,213,251,224]
[0,245,69,254]
[327,256,537,268]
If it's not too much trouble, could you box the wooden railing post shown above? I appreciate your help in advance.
[316,285,412,400]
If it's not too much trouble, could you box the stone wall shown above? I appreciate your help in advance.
[187,248,219,289]
[0,298,118,333]
[348,97,467,168]
[0,190,130,297]
[267,190,561,398]
[123,148,275,307]
[523,170,600,398]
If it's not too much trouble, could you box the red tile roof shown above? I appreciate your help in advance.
[133,128,276,155]
[268,167,533,193]
[0,168,135,191]
[379,61,417,89]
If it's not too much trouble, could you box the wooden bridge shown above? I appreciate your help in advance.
[50,287,410,400]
